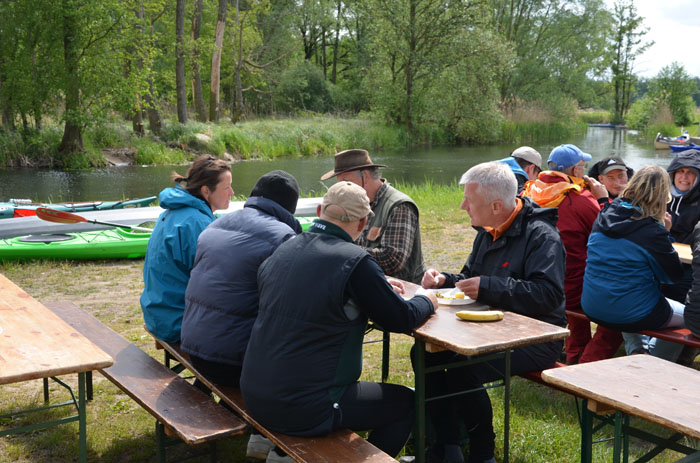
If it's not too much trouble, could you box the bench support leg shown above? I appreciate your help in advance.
[155,421,167,463]
[86,371,93,401]
[503,350,511,463]
[43,378,49,403]
[613,411,624,463]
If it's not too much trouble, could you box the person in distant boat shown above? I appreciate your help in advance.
[321,149,426,283]
[140,154,233,343]
[419,162,566,463]
[496,146,542,193]
[587,156,634,199]
[522,144,621,365]
[240,181,437,459]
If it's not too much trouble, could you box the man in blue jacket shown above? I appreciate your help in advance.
[241,181,438,460]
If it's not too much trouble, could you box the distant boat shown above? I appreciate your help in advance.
[670,143,700,153]
[655,131,690,150]
[588,123,626,129]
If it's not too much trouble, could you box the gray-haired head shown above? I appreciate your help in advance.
[459,162,517,207]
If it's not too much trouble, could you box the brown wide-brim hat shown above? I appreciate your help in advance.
[320,149,388,181]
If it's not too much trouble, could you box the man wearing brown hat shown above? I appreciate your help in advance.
[321,149,426,283]
[240,181,437,460]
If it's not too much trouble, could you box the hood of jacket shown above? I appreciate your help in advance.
[498,157,528,180]
[502,195,558,235]
[244,196,303,234]
[158,186,215,219]
[595,197,655,239]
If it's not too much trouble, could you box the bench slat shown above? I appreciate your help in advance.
[46,301,247,445]
[156,338,396,463]
[566,309,700,349]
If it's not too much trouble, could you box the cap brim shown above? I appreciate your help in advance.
[581,152,592,161]
[319,163,388,181]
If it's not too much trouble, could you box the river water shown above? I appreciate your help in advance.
[0,127,676,202]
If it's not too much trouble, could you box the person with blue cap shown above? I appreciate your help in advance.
[522,144,620,364]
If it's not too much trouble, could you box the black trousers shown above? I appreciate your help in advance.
[414,340,562,460]
[333,381,415,458]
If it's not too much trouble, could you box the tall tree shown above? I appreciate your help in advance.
[191,0,207,121]
[492,0,611,107]
[610,0,652,124]
[366,0,487,132]
[209,0,228,121]
[175,0,188,123]
[649,63,698,126]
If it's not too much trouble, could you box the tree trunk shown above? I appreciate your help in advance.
[232,0,244,123]
[59,2,84,155]
[321,26,327,80]
[331,1,341,84]
[175,0,188,123]
[404,0,416,134]
[209,0,228,121]
[191,0,206,121]
[132,2,146,137]
[145,78,162,136]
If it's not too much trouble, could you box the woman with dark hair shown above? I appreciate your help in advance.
[582,165,686,357]
[141,154,233,343]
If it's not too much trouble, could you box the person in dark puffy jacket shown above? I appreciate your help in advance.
[181,170,303,462]
[181,170,302,386]
[141,155,233,343]
[685,222,700,338]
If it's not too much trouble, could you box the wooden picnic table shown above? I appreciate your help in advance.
[400,280,570,463]
[673,242,692,265]
[542,355,700,463]
[0,273,113,463]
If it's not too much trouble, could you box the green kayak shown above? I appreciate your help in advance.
[0,217,316,261]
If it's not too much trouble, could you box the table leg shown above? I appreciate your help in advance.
[580,399,593,463]
[503,349,511,463]
[414,340,426,463]
[382,331,390,383]
[613,411,623,463]
[622,414,629,463]
[78,372,87,463]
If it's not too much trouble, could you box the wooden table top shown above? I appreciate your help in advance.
[541,355,700,440]
[401,280,570,356]
[0,273,113,385]
[673,242,692,265]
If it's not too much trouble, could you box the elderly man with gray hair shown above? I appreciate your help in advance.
[419,162,566,463]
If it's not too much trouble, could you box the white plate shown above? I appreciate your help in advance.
[427,288,476,306]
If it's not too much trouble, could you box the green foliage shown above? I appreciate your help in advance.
[132,137,187,165]
[649,63,699,126]
[274,61,333,114]
[578,110,612,124]
[501,120,587,144]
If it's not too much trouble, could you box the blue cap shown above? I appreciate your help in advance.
[547,144,592,171]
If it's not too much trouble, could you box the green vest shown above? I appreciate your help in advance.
[364,184,426,283]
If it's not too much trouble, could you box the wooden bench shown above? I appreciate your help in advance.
[153,337,397,463]
[45,301,248,462]
[566,309,700,350]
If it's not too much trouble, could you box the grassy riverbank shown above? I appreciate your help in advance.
[0,114,590,169]
[1,183,696,462]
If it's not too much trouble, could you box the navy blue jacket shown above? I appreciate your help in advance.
[582,198,684,326]
[180,197,301,366]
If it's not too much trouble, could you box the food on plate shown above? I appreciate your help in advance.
[456,310,504,322]
[435,291,465,300]
[455,292,465,299]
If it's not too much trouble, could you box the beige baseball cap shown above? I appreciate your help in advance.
[511,146,542,167]
[322,181,374,222]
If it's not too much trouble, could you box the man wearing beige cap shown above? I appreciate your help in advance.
[321,149,426,283]
[496,146,542,193]
[240,181,437,461]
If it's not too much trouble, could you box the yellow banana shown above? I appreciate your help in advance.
[456,310,504,322]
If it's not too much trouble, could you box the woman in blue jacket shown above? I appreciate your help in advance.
[141,154,233,343]
[582,165,686,336]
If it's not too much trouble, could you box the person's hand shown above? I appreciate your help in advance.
[455,277,480,300]
[421,269,445,289]
[425,291,439,311]
[584,175,609,200]
[387,277,405,295]
[664,212,672,230]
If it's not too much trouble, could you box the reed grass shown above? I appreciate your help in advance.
[577,110,611,124]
